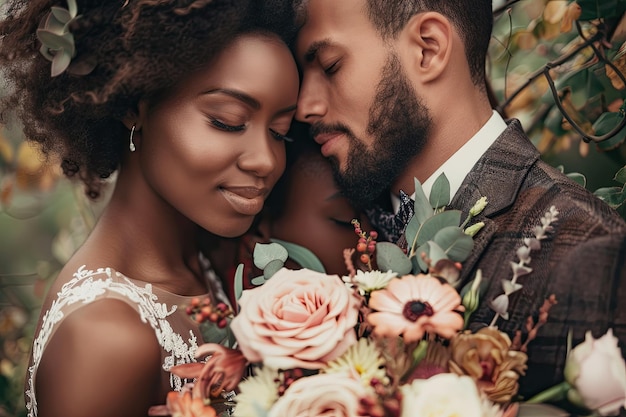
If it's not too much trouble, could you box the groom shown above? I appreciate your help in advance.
[292,0,626,398]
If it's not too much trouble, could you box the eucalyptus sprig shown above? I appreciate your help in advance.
[375,174,488,288]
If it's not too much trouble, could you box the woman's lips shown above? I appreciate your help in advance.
[220,186,267,216]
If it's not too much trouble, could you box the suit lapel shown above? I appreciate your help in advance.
[450,119,540,283]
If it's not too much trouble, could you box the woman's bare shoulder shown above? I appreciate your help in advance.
[35,298,162,417]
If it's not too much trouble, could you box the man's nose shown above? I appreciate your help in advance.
[295,75,327,123]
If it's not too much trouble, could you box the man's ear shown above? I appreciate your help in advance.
[400,12,452,83]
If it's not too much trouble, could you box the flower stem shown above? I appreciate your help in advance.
[525,381,570,403]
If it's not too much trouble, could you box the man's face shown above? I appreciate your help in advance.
[295,0,430,208]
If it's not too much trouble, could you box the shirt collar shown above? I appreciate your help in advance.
[392,110,507,213]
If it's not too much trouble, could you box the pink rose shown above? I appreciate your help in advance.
[564,330,626,415]
[268,373,366,417]
[230,268,360,369]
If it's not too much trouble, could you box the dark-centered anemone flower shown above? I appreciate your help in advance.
[367,274,464,343]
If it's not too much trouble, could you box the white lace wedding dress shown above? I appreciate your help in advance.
[24,255,229,417]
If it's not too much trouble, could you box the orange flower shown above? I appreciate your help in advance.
[367,274,464,343]
[149,390,217,417]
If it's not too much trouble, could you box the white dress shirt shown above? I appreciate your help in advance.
[392,110,507,213]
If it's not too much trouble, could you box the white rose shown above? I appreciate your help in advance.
[400,374,501,417]
[564,329,626,415]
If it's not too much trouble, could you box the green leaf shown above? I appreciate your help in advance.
[593,112,626,151]
[67,0,78,18]
[594,185,626,208]
[415,210,462,247]
[36,30,73,51]
[233,263,244,310]
[263,259,284,280]
[251,275,266,286]
[51,51,72,77]
[566,172,587,187]
[413,177,434,225]
[542,105,569,136]
[253,242,288,269]
[375,242,412,275]
[432,226,474,262]
[614,166,626,184]
[414,242,429,272]
[576,0,626,20]
[200,319,230,346]
[270,238,326,273]
[427,241,447,265]
[429,173,450,209]
[405,214,421,255]
[50,6,72,23]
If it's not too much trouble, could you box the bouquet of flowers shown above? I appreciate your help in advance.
[151,176,626,417]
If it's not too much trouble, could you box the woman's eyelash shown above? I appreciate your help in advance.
[270,129,293,142]
[331,218,354,229]
[210,118,245,132]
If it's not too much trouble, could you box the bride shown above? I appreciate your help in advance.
[0,0,299,416]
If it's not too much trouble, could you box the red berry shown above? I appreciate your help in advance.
[209,312,219,323]
[185,306,193,315]
[194,313,203,323]
[360,254,370,264]
[356,242,367,252]
[201,306,212,318]
[217,318,228,328]
[369,231,378,239]
[190,297,200,307]
[367,243,376,253]
[217,302,227,312]
[358,237,367,244]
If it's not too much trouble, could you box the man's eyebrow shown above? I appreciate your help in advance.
[304,39,333,63]
[201,88,260,110]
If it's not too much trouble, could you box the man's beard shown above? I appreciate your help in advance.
[314,53,431,209]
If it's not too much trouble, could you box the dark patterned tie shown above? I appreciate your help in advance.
[365,191,415,245]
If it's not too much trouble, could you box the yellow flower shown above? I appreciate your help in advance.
[323,338,388,386]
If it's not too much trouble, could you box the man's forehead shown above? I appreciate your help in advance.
[295,0,369,59]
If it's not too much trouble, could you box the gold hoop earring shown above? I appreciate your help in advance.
[129,125,136,152]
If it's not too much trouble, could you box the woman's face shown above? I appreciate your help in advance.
[136,33,299,237]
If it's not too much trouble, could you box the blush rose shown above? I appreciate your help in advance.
[230,268,360,369]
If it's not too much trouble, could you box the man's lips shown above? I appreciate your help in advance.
[313,132,344,157]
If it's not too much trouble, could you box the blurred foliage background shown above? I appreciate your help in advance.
[1,0,626,415]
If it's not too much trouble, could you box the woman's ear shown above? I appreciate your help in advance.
[400,12,452,84]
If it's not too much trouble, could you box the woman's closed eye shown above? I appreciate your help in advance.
[270,129,293,142]
[209,117,245,132]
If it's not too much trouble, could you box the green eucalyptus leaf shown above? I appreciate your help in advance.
[432,226,474,262]
[429,173,451,209]
[67,0,78,18]
[415,242,430,272]
[594,185,626,208]
[415,210,462,247]
[405,214,421,255]
[270,238,325,273]
[251,275,266,286]
[542,105,569,136]
[413,177,433,225]
[427,241,447,265]
[200,320,230,346]
[263,259,284,280]
[233,263,244,313]
[253,242,288,269]
[51,52,72,77]
[50,6,72,24]
[36,30,73,51]
[375,242,412,275]
[566,172,587,187]
[614,166,626,184]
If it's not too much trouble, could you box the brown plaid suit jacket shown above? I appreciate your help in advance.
[391,119,626,399]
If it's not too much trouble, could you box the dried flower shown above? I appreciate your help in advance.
[323,337,388,386]
[448,327,527,403]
